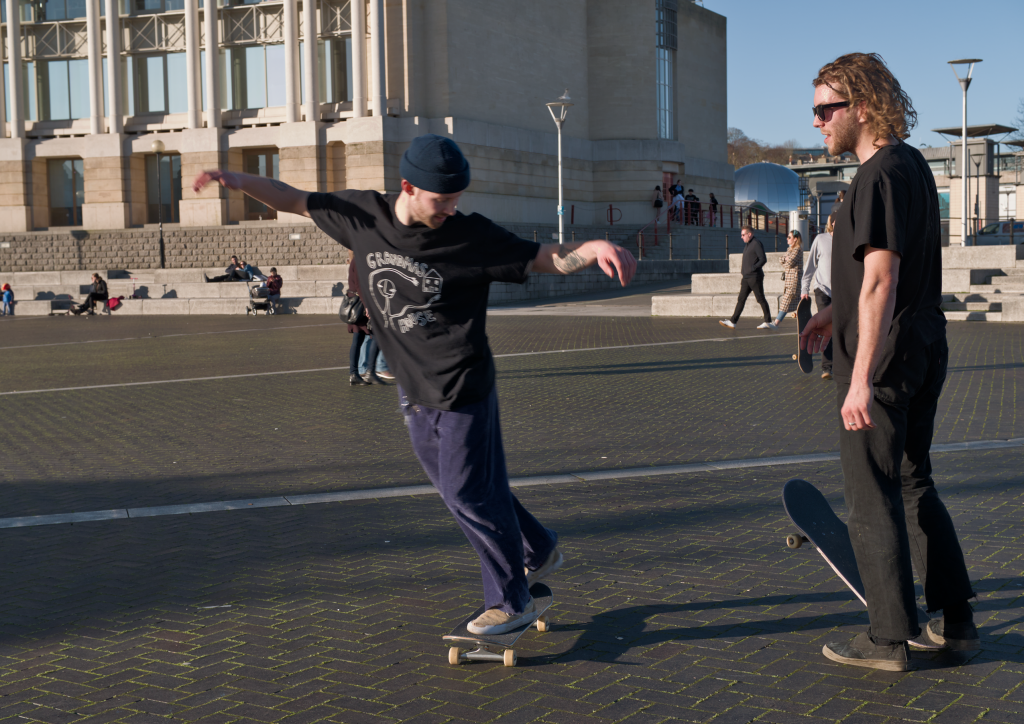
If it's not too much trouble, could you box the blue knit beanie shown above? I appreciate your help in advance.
[400,134,471,194]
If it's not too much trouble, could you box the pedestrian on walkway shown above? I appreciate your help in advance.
[720,225,774,330]
[345,261,384,386]
[192,133,637,636]
[802,213,835,380]
[1,283,13,316]
[708,193,719,226]
[772,230,803,327]
[800,52,977,671]
[651,185,664,221]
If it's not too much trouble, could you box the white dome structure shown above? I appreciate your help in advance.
[734,162,802,213]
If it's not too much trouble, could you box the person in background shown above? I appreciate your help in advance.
[708,192,719,226]
[830,189,846,216]
[684,189,700,225]
[70,273,108,316]
[345,262,384,386]
[205,256,248,282]
[1,283,13,316]
[651,185,664,220]
[720,225,774,330]
[772,230,803,327]
[802,213,835,380]
[669,190,684,223]
[263,267,283,304]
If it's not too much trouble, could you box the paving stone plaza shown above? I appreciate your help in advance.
[0,294,1022,723]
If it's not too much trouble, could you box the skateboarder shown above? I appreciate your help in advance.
[800,52,977,671]
[192,134,637,636]
[719,226,775,330]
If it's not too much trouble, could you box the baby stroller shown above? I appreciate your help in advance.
[246,280,278,315]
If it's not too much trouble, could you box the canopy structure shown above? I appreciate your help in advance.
[734,200,775,215]
[932,123,1016,139]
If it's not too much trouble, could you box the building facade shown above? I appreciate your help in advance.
[0,0,733,236]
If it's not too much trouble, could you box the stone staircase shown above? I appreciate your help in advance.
[653,244,1024,323]
[0,265,350,316]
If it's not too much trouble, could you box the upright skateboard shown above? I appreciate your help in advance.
[443,583,553,667]
[795,297,813,373]
[781,478,940,649]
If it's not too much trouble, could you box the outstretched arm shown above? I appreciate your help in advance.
[531,240,637,286]
[192,170,311,218]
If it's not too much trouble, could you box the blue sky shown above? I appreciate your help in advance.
[705,0,1021,150]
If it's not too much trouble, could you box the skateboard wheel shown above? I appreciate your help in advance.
[536,615,549,632]
[786,533,803,549]
[503,649,516,667]
[448,646,461,665]
[791,354,797,360]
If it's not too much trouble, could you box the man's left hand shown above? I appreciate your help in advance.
[841,380,875,431]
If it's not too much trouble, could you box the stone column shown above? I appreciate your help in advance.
[204,0,220,127]
[350,0,365,117]
[7,0,24,138]
[369,0,385,116]
[85,0,104,134]
[184,0,201,129]
[301,0,318,122]
[105,0,122,133]
[283,0,299,123]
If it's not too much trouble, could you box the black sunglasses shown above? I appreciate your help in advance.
[812,101,850,121]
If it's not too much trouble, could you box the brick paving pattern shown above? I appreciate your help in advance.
[0,315,1021,722]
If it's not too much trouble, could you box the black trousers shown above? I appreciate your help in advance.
[837,338,974,642]
[78,292,107,312]
[210,270,247,282]
[730,274,771,324]
[349,329,379,375]
[813,289,833,373]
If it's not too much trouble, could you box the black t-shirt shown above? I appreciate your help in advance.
[307,190,541,410]
[831,141,945,384]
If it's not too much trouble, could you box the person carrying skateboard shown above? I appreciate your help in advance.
[192,134,637,636]
[800,52,977,671]
[719,226,775,330]
[802,212,836,380]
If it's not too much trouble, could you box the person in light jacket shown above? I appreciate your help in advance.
[801,213,835,379]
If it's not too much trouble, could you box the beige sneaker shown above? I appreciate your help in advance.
[467,598,537,635]
[525,548,564,586]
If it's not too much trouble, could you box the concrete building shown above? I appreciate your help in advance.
[0,0,733,245]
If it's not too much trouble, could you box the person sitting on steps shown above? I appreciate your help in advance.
[70,273,108,316]
[205,256,248,282]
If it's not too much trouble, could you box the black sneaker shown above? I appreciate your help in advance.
[922,618,980,651]
[822,632,910,671]
[349,373,370,386]
[363,372,386,385]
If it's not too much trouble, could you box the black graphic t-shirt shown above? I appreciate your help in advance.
[307,190,541,410]
[831,141,945,384]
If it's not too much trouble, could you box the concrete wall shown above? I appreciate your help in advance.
[0,224,350,273]
[676,2,727,166]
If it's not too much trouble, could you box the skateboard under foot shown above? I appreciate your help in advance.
[795,297,813,373]
[443,583,553,667]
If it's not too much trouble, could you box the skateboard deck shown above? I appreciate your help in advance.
[782,478,940,649]
[443,583,553,666]
[796,297,813,373]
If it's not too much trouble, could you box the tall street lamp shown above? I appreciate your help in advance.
[546,90,573,244]
[948,58,981,246]
[151,138,166,268]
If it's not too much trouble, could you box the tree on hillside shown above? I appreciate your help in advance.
[728,128,799,168]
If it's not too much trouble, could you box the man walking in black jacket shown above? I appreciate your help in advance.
[720,225,775,329]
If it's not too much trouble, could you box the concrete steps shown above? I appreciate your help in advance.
[655,244,1024,323]
[0,264,351,316]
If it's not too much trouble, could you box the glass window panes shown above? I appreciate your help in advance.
[166,53,188,113]
[243,148,278,220]
[38,60,94,121]
[938,191,950,219]
[320,38,352,103]
[656,47,673,140]
[266,44,286,107]
[47,158,84,227]
[68,59,90,119]
[146,153,182,224]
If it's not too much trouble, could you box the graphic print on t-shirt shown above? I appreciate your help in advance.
[365,250,442,333]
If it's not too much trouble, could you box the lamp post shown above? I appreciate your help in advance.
[151,139,166,268]
[948,59,981,246]
[545,90,573,244]
[972,154,982,239]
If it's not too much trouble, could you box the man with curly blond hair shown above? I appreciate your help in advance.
[800,53,977,671]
